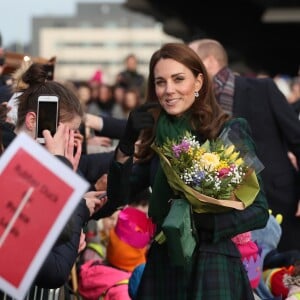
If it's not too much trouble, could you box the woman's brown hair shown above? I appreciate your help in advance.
[16,63,83,129]
[136,42,229,161]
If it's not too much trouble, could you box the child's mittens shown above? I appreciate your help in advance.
[268,209,283,225]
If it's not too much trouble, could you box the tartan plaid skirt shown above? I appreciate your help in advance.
[135,240,255,300]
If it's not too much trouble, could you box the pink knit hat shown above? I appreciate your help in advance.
[114,206,155,248]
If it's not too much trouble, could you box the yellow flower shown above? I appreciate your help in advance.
[224,145,235,157]
[235,158,244,166]
[217,160,229,170]
[194,148,205,161]
[229,151,240,161]
[200,153,220,171]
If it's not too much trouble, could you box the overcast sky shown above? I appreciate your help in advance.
[0,0,124,47]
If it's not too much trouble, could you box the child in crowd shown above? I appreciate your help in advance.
[283,260,300,300]
[252,212,300,299]
[78,188,154,299]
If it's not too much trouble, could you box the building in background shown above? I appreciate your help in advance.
[31,2,181,83]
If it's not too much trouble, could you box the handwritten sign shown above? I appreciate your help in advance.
[0,132,89,300]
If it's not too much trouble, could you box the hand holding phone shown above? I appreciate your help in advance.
[84,191,108,216]
[94,192,108,214]
[36,95,59,144]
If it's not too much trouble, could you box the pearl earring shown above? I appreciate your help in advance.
[194,91,199,97]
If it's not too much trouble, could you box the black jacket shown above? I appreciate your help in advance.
[230,76,300,251]
[0,125,91,288]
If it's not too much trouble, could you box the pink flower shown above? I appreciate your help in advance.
[218,167,230,178]
[172,140,190,158]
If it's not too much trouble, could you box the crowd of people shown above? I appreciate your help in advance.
[0,38,300,300]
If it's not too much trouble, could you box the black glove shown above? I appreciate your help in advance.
[118,102,157,156]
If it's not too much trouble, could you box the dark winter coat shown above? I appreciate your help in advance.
[232,76,300,251]
[107,118,269,300]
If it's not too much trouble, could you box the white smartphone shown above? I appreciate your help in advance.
[36,95,59,144]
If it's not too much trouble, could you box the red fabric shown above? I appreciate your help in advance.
[270,268,289,298]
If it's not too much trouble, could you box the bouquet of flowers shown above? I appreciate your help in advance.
[152,129,262,213]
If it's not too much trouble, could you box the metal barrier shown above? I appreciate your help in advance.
[0,285,65,300]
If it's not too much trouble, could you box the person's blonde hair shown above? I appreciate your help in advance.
[11,59,33,91]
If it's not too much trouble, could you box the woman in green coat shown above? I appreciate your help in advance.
[106,43,269,300]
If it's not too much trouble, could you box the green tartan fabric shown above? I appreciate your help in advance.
[107,117,269,299]
[135,241,192,300]
[135,241,256,300]
[190,248,255,299]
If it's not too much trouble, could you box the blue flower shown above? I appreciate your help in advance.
[192,170,205,185]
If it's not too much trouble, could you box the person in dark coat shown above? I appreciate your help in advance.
[106,43,269,300]
[0,85,13,104]
[189,38,300,252]
[116,53,146,98]
[77,113,126,191]
[1,61,126,193]
[0,63,108,294]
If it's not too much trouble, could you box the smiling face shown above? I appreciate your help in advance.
[154,58,203,117]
